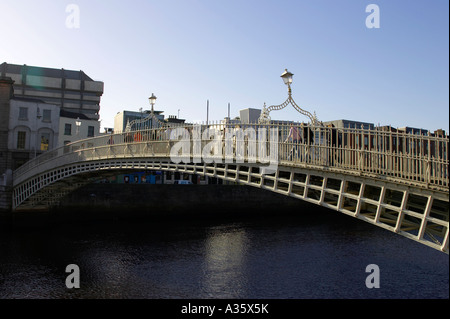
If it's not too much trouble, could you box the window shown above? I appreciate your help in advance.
[17,131,26,149]
[64,123,72,135]
[43,109,51,122]
[19,107,28,120]
[40,133,50,151]
[87,126,95,137]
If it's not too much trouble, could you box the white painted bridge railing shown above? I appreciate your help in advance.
[13,123,449,191]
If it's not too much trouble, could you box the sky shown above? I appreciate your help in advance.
[1,0,448,132]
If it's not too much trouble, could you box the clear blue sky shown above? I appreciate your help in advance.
[1,0,448,132]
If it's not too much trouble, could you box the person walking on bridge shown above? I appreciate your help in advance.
[285,125,302,161]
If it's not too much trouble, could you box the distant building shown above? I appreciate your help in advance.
[322,119,374,130]
[114,110,186,133]
[433,129,446,137]
[114,110,165,133]
[398,126,428,135]
[164,115,186,126]
[377,125,398,132]
[0,62,104,121]
[239,108,261,124]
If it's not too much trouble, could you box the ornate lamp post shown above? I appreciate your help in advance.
[258,69,320,126]
[127,93,166,132]
[148,93,157,130]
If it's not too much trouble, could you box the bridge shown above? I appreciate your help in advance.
[10,121,449,254]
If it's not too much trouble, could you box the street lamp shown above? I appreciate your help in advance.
[127,93,166,132]
[149,93,157,111]
[148,93,157,129]
[36,107,42,120]
[280,69,294,95]
[75,117,81,135]
[258,69,320,126]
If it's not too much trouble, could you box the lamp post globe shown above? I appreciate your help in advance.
[281,69,294,96]
[280,69,294,86]
[75,117,81,136]
[149,93,157,108]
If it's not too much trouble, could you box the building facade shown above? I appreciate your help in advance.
[322,119,374,130]
[59,110,100,147]
[0,73,102,182]
[114,110,165,133]
[239,108,261,123]
[0,76,61,173]
[0,77,14,182]
[8,97,60,170]
[0,62,104,121]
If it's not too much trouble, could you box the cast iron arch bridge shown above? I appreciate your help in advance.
[12,122,449,253]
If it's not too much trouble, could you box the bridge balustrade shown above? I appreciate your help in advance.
[13,123,449,191]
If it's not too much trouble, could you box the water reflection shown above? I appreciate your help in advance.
[202,225,248,298]
[0,212,448,299]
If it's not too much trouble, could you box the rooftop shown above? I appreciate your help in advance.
[1,62,96,81]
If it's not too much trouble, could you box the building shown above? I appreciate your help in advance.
[322,119,374,130]
[164,115,186,126]
[1,77,15,180]
[9,97,60,169]
[114,110,165,133]
[1,76,60,173]
[398,126,429,135]
[0,62,104,121]
[433,129,446,137]
[59,109,101,147]
[239,108,261,124]
[1,68,102,180]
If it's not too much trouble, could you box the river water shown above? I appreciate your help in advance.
[0,206,448,300]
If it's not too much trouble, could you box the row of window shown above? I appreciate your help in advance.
[16,131,50,151]
[18,108,95,137]
[15,125,95,151]
[63,123,95,137]
[19,107,52,122]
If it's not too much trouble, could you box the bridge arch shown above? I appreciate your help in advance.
[11,124,449,253]
[13,156,449,254]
